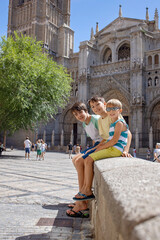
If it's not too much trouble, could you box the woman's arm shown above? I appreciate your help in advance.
[85,139,106,154]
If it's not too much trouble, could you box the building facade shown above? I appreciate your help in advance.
[7,1,160,151]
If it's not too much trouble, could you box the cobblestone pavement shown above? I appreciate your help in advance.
[0,150,94,240]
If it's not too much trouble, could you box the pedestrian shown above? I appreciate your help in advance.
[0,142,4,156]
[41,139,47,160]
[73,144,76,154]
[146,147,151,160]
[31,143,35,151]
[153,143,160,162]
[68,142,73,159]
[36,139,42,160]
[133,147,136,158]
[24,137,32,160]
[75,144,81,154]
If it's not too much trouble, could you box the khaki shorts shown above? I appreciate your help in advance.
[89,147,122,161]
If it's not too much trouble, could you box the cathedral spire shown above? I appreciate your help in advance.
[90,27,95,40]
[119,5,122,17]
[154,8,159,30]
[96,22,99,34]
[146,7,149,21]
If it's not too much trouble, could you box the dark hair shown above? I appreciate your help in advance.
[70,102,88,114]
[88,96,105,106]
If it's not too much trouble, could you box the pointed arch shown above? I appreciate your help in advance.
[117,41,130,60]
[100,45,112,63]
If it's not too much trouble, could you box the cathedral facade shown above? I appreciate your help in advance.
[7,1,160,150]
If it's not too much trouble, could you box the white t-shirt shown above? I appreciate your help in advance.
[24,139,31,148]
[83,115,103,142]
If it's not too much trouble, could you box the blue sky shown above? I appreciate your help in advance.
[0,0,160,52]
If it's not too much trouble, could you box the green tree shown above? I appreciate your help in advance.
[0,33,72,141]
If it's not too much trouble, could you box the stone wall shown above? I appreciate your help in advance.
[91,157,160,240]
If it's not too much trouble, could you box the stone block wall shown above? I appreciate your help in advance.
[91,157,160,240]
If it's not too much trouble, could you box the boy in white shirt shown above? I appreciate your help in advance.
[24,137,32,160]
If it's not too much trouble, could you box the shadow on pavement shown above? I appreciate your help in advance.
[0,155,24,159]
[15,203,75,240]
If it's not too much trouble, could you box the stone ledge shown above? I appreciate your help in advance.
[91,157,160,240]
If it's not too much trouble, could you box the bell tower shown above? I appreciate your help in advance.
[7,0,74,66]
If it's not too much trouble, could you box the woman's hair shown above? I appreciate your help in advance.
[106,99,122,109]
[70,102,88,113]
[88,96,105,105]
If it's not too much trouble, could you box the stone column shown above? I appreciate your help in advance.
[51,130,54,146]
[70,130,73,144]
[60,130,64,146]
[135,128,139,151]
[43,130,46,142]
[149,127,153,151]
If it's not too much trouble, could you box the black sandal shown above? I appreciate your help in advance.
[66,209,89,218]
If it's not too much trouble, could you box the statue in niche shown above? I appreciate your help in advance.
[136,93,141,104]
[132,93,136,104]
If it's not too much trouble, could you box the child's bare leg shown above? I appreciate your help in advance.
[74,157,85,192]
[72,153,83,166]
[79,156,94,196]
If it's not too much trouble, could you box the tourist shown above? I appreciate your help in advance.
[24,137,32,160]
[133,147,136,158]
[146,147,151,160]
[68,142,73,159]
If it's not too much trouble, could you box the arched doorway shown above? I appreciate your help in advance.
[63,109,78,146]
[150,102,160,147]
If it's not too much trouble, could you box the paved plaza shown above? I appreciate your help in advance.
[0,150,94,240]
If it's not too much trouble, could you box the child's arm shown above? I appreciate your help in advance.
[122,130,132,157]
[85,139,106,154]
[95,121,124,152]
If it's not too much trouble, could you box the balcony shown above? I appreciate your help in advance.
[90,59,130,77]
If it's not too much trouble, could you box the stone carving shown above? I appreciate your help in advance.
[132,57,144,69]
[132,92,144,105]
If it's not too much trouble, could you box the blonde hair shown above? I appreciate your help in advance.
[156,143,160,148]
[106,99,122,109]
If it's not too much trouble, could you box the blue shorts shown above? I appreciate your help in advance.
[25,148,30,153]
[81,141,100,159]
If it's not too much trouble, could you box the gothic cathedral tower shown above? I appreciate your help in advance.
[8,0,74,67]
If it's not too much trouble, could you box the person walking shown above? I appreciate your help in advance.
[68,142,73,159]
[36,139,42,161]
[24,137,32,160]
[133,147,136,158]
[146,147,151,160]
[41,139,47,160]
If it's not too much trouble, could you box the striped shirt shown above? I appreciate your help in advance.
[107,119,128,152]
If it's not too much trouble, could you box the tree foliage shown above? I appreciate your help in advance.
[0,33,72,134]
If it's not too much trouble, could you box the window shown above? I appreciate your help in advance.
[118,43,130,60]
[148,56,152,65]
[155,54,159,65]
[103,48,112,63]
